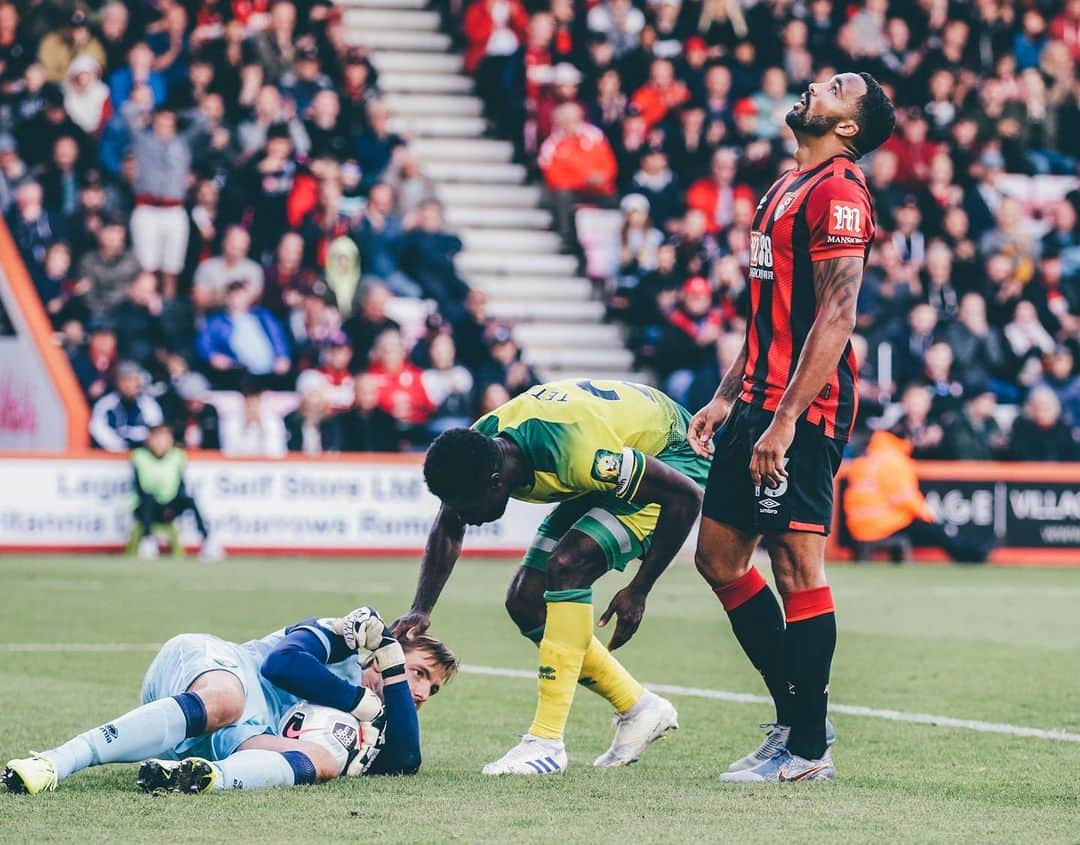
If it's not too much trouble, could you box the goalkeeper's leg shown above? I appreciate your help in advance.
[506,566,644,714]
[140,737,336,793]
[8,668,245,791]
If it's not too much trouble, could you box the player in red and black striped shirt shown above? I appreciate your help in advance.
[689,73,895,783]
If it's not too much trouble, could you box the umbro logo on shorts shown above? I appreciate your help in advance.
[758,498,780,513]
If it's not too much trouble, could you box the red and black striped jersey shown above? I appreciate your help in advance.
[741,154,874,442]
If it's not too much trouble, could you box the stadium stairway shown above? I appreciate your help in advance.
[341,0,647,383]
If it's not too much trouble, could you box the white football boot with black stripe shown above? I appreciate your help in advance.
[481,734,567,775]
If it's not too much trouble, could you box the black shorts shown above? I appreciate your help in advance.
[701,400,844,536]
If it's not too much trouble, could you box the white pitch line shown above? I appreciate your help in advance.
[5,645,1078,744]
[5,643,162,653]
[462,665,1080,743]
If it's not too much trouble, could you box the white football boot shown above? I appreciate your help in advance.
[718,748,836,783]
[593,690,679,767]
[137,536,160,560]
[726,718,836,773]
[481,734,567,775]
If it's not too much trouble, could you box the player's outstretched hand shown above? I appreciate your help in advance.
[598,586,647,651]
[338,607,385,656]
[390,609,431,642]
[688,398,733,458]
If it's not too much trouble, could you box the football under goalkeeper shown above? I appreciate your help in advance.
[3,608,457,795]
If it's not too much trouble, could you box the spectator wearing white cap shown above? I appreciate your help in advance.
[617,193,662,280]
[63,54,110,134]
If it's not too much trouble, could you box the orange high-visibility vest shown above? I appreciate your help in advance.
[844,431,936,542]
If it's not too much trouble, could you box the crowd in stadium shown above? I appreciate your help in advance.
[3,0,540,455]
[461,0,1080,460]
[5,0,1080,461]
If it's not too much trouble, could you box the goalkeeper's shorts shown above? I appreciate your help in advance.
[521,441,709,572]
[140,633,275,761]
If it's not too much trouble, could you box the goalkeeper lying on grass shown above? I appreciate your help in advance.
[4,608,457,795]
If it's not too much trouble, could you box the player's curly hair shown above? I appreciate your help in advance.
[851,73,896,157]
[423,428,500,501]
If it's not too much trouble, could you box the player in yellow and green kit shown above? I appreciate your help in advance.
[391,379,709,775]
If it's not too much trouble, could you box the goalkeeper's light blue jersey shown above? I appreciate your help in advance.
[236,618,367,727]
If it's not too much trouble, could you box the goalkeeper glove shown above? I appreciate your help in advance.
[373,632,406,681]
[334,606,385,658]
[345,710,387,777]
[350,685,384,723]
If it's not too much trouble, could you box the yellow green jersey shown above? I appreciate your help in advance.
[472,379,696,505]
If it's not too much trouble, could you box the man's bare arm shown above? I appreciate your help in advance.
[687,330,748,456]
[750,256,863,489]
[715,331,749,403]
[773,255,863,424]
[390,506,465,638]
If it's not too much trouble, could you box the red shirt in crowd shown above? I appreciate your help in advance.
[630,80,690,129]
[537,123,617,195]
[462,0,529,73]
[366,361,435,425]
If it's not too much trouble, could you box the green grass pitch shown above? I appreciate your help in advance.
[1,555,1077,843]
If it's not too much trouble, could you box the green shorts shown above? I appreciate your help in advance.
[521,441,710,573]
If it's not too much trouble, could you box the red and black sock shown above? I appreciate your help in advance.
[714,568,790,725]
[781,586,836,761]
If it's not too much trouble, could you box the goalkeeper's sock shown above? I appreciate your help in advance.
[522,625,643,715]
[44,695,200,780]
[211,750,316,791]
[781,586,836,761]
[713,567,790,725]
[528,589,594,741]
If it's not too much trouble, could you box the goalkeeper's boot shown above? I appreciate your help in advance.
[138,759,182,794]
[593,690,678,767]
[718,748,835,783]
[481,734,567,776]
[3,753,58,794]
[137,536,160,560]
[138,757,218,794]
[726,718,836,773]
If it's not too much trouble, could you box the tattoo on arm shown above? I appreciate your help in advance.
[714,332,748,403]
[812,256,863,321]
[773,255,864,423]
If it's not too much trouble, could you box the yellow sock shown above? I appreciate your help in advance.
[529,589,594,740]
[579,637,644,714]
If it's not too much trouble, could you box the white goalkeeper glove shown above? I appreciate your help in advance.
[345,710,387,777]
[334,606,385,658]
[349,684,384,723]
[373,632,406,681]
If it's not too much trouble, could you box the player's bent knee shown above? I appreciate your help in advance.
[693,546,751,587]
[545,550,591,589]
[186,670,246,730]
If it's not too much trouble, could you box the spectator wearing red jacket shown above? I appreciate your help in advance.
[880,108,942,188]
[537,102,617,243]
[463,0,528,135]
[630,58,689,129]
[1050,0,1080,60]
[684,148,751,235]
[365,328,435,441]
